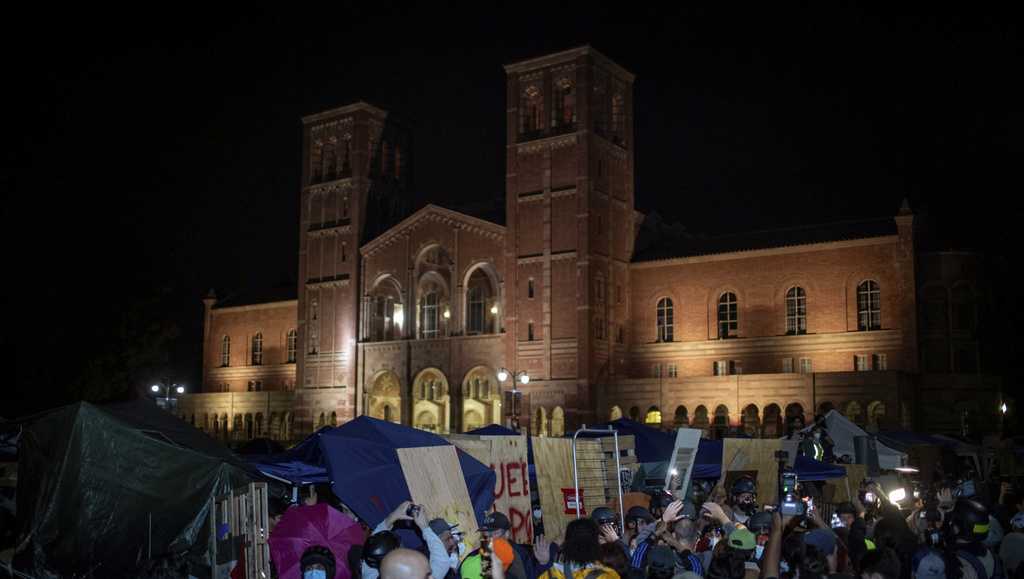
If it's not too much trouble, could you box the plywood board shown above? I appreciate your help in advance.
[722,438,784,506]
[531,437,600,542]
[448,434,533,543]
[398,446,480,551]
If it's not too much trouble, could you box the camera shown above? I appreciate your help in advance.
[777,452,804,517]
[407,504,421,518]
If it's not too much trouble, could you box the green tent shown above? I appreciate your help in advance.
[15,401,255,577]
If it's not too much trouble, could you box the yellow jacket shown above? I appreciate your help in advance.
[539,562,620,579]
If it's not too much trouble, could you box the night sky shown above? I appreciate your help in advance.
[9,6,1022,415]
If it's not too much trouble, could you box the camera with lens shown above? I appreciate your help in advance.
[775,451,804,517]
[406,504,421,518]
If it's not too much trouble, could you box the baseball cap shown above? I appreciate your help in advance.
[647,546,678,571]
[803,529,837,555]
[429,518,457,536]
[728,528,757,551]
[627,506,655,523]
[913,551,946,579]
[480,512,511,531]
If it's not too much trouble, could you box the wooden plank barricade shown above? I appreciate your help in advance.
[447,434,533,543]
[398,446,481,552]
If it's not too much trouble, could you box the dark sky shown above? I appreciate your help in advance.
[9,6,1022,411]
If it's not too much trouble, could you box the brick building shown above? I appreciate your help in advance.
[179,46,1001,443]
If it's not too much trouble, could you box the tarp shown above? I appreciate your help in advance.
[466,424,519,436]
[875,430,957,452]
[802,410,906,470]
[15,401,254,578]
[583,419,677,463]
[793,455,847,481]
[255,417,496,529]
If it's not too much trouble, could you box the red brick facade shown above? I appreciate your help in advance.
[179,47,998,442]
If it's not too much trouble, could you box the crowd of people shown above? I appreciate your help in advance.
[266,469,1024,579]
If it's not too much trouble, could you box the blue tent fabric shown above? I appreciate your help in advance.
[876,430,956,452]
[466,424,519,436]
[254,418,496,528]
[794,455,846,481]
[694,439,723,479]
[583,419,677,462]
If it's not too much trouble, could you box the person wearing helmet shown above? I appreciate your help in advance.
[362,501,451,579]
[650,491,675,521]
[943,498,1005,579]
[729,476,759,525]
[363,531,402,574]
[301,545,338,579]
[746,511,774,563]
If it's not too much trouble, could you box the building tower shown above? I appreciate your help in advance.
[296,103,410,432]
[503,47,638,429]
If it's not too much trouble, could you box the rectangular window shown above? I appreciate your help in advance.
[247,380,263,392]
[731,360,740,375]
[855,355,870,371]
[872,353,887,371]
[528,322,534,341]
[782,357,794,373]
[528,278,535,299]
[714,360,731,376]
[286,331,297,363]
[653,364,662,378]
[668,364,678,378]
[800,358,812,374]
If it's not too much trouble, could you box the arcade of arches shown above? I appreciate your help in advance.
[607,397,895,438]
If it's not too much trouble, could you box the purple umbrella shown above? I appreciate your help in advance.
[269,503,365,579]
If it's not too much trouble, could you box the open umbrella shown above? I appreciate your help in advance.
[269,503,365,579]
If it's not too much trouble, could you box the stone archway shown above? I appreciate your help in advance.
[368,371,403,423]
[413,368,450,433]
[462,366,499,432]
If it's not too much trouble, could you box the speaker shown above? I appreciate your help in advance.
[854,435,881,477]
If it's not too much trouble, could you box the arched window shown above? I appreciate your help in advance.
[857,281,881,331]
[818,401,835,416]
[255,413,263,436]
[713,405,730,438]
[718,293,738,338]
[286,329,297,363]
[786,287,807,335]
[521,85,544,135]
[673,406,689,427]
[610,406,623,420]
[611,93,625,142]
[692,406,710,431]
[785,403,805,434]
[220,335,231,367]
[645,406,662,426]
[762,404,783,438]
[552,78,576,129]
[551,407,565,437]
[421,291,440,338]
[629,406,640,422]
[250,333,263,365]
[866,401,886,432]
[384,405,394,422]
[465,266,496,336]
[742,405,760,437]
[330,411,338,427]
[245,414,254,440]
[656,298,674,342]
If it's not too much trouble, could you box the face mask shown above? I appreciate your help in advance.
[755,545,765,560]
[304,571,327,579]
[458,542,467,557]
[449,552,460,569]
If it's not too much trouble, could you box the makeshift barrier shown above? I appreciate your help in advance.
[398,446,482,552]
[447,434,533,543]
[211,482,271,579]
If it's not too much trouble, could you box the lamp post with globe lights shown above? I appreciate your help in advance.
[151,380,186,411]
[497,367,529,432]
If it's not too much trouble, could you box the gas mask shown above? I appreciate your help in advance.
[737,499,757,516]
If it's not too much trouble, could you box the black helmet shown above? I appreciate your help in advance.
[627,506,654,523]
[650,491,674,511]
[945,498,989,543]
[362,530,401,569]
[591,506,617,525]
[301,545,337,578]
[731,476,757,497]
[747,511,773,534]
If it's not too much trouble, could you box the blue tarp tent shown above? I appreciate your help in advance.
[694,439,723,479]
[793,455,846,481]
[254,417,496,528]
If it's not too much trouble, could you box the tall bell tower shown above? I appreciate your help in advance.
[296,103,410,432]
[503,47,637,428]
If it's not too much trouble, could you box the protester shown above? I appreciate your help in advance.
[727,477,758,525]
[359,502,449,579]
[381,548,434,579]
[539,518,618,579]
[302,545,338,579]
[429,518,461,579]
[479,512,532,579]
[942,499,1003,579]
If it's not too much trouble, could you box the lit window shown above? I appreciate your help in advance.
[855,355,870,371]
[800,358,812,374]
[248,380,263,392]
[652,364,662,378]
[251,333,263,366]
[718,293,738,338]
[644,407,662,425]
[421,292,439,338]
[521,84,545,135]
[857,281,881,331]
[221,335,231,367]
[286,330,297,363]
[551,78,576,128]
[786,287,807,335]
[656,298,674,342]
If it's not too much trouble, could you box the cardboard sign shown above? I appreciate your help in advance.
[562,487,586,515]
[447,434,533,543]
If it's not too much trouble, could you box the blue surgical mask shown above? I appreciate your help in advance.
[304,570,328,579]
[755,545,765,560]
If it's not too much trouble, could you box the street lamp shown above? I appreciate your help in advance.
[151,381,186,410]
[497,367,529,431]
